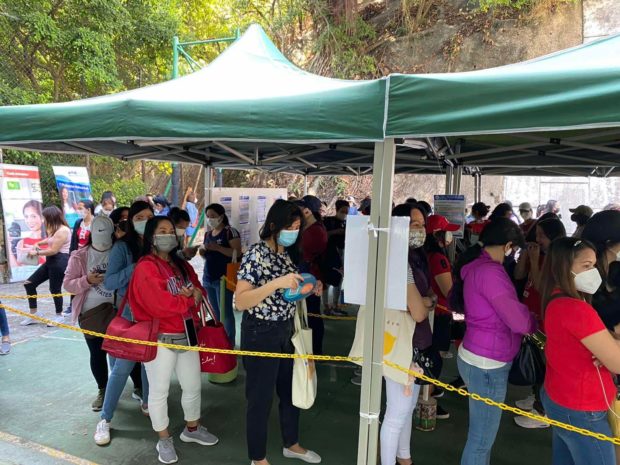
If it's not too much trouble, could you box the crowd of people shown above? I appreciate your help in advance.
[2,186,620,465]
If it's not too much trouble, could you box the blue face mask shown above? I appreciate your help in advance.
[277,229,299,247]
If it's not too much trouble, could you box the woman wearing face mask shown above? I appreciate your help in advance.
[513,218,566,427]
[540,237,620,465]
[379,204,429,465]
[95,191,116,216]
[23,206,71,326]
[109,207,130,240]
[94,200,153,446]
[129,216,218,465]
[424,215,460,358]
[70,199,96,253]
[235,199,321,465]
[451,218,536,465]
[321,200,349,316]
[294,195,327,356]
[200,203,241,345]
[63,216,117,411]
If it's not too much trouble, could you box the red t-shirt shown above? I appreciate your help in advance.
[544,296,615,411]
[427,251,451,314]
[522,254,545,327]
[77,225,91,249]
[301,222,328,281]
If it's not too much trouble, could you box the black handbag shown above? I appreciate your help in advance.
[509,333,546,386]
[413,348,436,386]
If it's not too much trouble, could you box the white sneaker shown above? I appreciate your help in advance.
[514,409,550,429]
[20,316,37,326]
[94,419,111,446]
[47,314,66,327]
[515,394,536,411]
[283,448,322,463]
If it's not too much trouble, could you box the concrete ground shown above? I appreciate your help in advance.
[0,257,552,465]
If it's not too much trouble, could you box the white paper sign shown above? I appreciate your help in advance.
[342,215,409,311]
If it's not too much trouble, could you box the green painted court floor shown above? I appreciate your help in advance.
[0,303,552,465]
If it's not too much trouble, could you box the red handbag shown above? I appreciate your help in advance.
[198,296,237,374]
[102,291,159,363]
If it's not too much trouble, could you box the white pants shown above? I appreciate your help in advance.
[380,377,421,464]
[144,347,201,432]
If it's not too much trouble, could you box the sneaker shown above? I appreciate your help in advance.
[0,341,10,355]
[62,306,72,315]
[351,375,362,386]
[432,387,444,398]
[448,376,466,390]
[141,403,150,416]
[92,389,105,412]
[180,425,219,446]
[94,419,111,446]
[283,447,322,463]
[132,388,143,402]
[515,394,536,411]
[514,409,550,429]
[47,314,65,327]
[436,405,450,420]
[20,316,37,326]
[156,437,178,464]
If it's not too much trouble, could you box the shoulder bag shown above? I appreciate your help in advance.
[197,295,237,374]
[292,300,317,409]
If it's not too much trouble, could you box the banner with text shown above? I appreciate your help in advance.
[52,166,93,228]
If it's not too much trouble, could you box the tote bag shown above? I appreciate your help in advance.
[197,296,237,374]
[349,306,416,386]
[292,300,317,409]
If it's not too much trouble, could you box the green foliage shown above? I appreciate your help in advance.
[91,177,146,208]
[476,0,534,11]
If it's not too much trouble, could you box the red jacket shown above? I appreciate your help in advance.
[128,255,204,333]
[301,222,328,281]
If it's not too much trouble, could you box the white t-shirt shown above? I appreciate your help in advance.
[82,247,115,311]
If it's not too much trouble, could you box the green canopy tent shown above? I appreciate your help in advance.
[2,25,620,465]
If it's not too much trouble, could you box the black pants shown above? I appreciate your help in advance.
[306,294,324,356]
[85,337,109,390]
[241,314,300,461]
[24,253,69,314]
[432,312,453,353]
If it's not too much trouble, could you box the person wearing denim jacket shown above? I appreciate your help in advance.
[93,201,154,446]
[452,218,537,465]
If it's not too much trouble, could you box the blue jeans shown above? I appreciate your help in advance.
[100,356,149,422]
[541,388,615,465]
[204,278,236,347]
[457,355,512,465]
[0,308,9,336]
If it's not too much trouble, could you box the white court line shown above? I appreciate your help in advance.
[0,430,101,465]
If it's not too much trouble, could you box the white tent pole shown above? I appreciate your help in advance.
[204,165,213,205]
[357,139,396,465]
[303,174,309,196]
[445,166,454,195]
[453,166,463,194]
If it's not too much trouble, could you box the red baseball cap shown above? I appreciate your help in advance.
[426,214,460,234]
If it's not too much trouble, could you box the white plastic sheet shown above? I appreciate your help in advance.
[342,215,409,311]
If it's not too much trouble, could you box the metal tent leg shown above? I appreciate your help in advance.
[303,175,309,196]
[204,165,213,205]
[445,166,454,195]
[453,166,463,195]
[357,139,396,465]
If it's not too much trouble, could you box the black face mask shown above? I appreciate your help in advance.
[117,219,128,232]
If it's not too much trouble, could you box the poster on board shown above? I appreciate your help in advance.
[434,195,466,239]
[0,164,46,282]
[220,196,233,219]
[52,166,93,228]
[342,215,409,311]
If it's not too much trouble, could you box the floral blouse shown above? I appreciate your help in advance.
[237,241,297,321]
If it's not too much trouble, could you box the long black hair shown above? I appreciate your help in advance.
[260,199,303,245]
[537,218,566,243]
[206,203,230,226]
[142,216,188,281]
[450,217,525,313]
[122,200,153,263]
[489,203,513,221]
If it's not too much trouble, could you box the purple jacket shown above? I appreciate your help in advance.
[461,250,536,362]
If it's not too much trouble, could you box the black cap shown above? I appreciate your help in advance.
[582,210,620,249]
[296,195,322,214]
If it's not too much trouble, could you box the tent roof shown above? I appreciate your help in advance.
[1,26,620,177]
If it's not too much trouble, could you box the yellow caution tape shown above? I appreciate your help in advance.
[3,301,620,446]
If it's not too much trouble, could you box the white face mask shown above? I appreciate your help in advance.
[133,219,147,235]
[444,231,453,245]
[207,217,222,229]
[153,234,178,253]
[573,268,602,294]
[409,229,426,248]
[176,228,186,239]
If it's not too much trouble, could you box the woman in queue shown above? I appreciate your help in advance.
[380,204,429,465]
[23,206,71,326]
[129,216,219,464]
[541,236,620,465]
[70,199,96,253]
[235,199,321,465]
[63,216,116,412]
[94,201,153,446]
[452,217,536,465]
[201,203,241,345]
